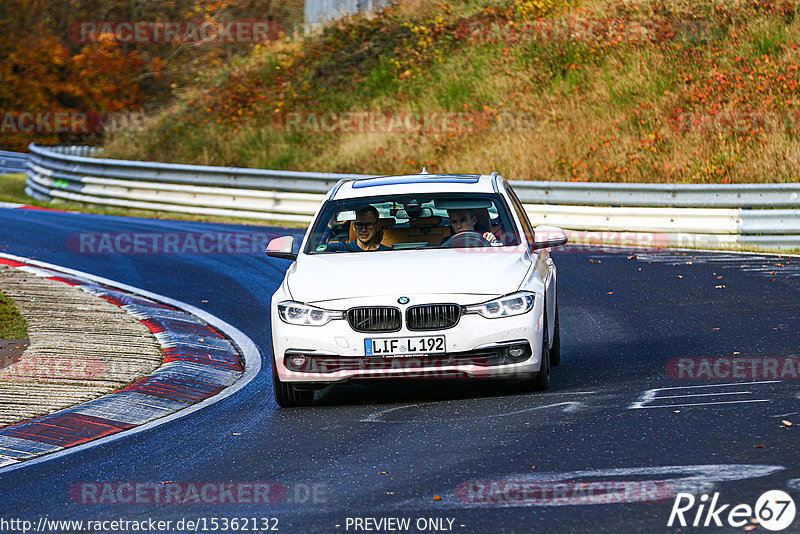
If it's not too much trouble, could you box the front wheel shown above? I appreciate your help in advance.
[272,351,314,407]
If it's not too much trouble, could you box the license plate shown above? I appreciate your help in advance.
[364,336,445,357]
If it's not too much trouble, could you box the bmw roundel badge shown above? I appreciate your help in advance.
[397,296,410,304]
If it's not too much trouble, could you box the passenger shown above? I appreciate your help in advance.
[446,209,500,244]
[326,205,390,252]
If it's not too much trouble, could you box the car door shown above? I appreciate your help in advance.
[504,182,556,343]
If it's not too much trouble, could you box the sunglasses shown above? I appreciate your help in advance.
[353,221,377,230]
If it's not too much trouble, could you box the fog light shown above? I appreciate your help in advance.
[508,345,525,358]
[289,355,307,368]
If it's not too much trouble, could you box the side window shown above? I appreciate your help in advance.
[504,183,535,245]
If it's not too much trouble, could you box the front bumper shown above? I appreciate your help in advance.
[271,300,545,383]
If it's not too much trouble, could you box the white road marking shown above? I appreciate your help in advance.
[396,464,786,509]
[654,391,752,400]
[633,399,771,409]
[360,401,583,423]
[628,381,781,409]
[647,380,781,390]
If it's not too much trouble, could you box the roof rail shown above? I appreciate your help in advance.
[490,171,501,193]
[329,178,351,198]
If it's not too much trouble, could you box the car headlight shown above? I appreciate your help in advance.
[277,301,344,326]
[465,292,535,319]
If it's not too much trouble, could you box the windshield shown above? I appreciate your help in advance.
[304,193,521,254]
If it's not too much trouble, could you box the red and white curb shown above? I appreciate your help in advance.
[0,253,261,472]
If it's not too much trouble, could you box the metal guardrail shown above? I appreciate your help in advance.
[24,143,800,250]
[511,181,800,208]
[0,150,28,174]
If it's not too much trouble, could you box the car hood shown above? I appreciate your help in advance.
[287,249,531,305]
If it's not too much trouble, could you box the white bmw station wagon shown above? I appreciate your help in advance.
[266,172,567,406]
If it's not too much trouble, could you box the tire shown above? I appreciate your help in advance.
[529,317,550,391]
[272,350,314,407]
[550,303,561,367]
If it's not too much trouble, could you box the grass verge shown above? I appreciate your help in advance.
[0,289,28,339]
[98,0,800,184]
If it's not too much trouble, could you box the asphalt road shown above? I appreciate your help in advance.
[1,207,799,533]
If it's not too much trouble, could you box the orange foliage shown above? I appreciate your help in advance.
[0,0,302,150]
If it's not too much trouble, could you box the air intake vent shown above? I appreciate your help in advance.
[406,304,461,331]
[347,307,401,333]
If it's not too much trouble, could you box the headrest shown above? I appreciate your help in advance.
[472,208,491,233]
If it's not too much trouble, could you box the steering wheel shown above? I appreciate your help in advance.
[441,231,491,248]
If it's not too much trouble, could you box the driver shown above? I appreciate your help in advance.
[326,205,390,252]
[446,209,500,244]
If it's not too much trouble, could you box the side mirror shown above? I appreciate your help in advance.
[532,225,568,250]
[266,236,296,260]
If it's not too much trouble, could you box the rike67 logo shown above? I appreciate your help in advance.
[668,490,796,531]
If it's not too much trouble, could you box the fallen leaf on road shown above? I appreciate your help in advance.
[378,471,389,475]
[433,495,441,501]
[732,351,740,355]
[607,291,614,295]
[231,432,241,435]
[715,285,726,288]
[713,328,720,330]
[782,420,792,426]
[755,445,765,448]
[676,275,683,278]
[673,410,681,413]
